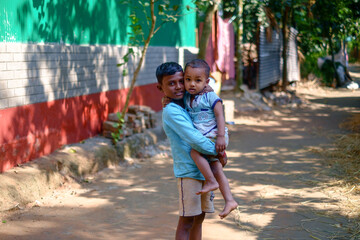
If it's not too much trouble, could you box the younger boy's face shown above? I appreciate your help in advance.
[157,71,185,100]
[184,67,209,95]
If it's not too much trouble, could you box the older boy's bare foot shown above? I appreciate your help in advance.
[219,200,238,219]
[196,180,219,195]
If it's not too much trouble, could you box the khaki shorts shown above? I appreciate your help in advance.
[177,178,215,217]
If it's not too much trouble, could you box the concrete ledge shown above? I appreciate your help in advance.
[0,121,166,212]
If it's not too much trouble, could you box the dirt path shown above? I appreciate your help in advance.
[0,86,359,240]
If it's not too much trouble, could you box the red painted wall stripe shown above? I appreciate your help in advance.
[0,83,163,172]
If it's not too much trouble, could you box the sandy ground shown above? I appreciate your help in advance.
[0,69,360,239]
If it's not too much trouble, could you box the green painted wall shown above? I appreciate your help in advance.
[0,0,196,47]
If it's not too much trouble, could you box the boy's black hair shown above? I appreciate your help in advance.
[156,62,183,84]
[184,59,210,78]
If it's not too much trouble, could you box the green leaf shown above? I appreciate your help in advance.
[69,148,77,153]
[2,220,6,223]
[117,112,122,120]
[122,69,128,76]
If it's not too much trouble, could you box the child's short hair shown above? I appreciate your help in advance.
[156,62,183,84]
[185,59,210,78]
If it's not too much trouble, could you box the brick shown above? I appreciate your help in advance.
[0,89,14,99]
[103,120,121,133]
[0,53,13,62]
[126,113,137,123]
[0,80,6,90]
[0,98,8,109]
[8,96,25,107]
[0,71,14,80]
[0,63,6,71]
[14,88,26,96]
[13,53,25,62]
[102,130,115,139]
[7,79,24,88]
[108,112,122,122]
[0,43,6,52]
[6,43,23,53]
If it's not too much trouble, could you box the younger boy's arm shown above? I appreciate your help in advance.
[164,106,217,155]
[214,101,226,153]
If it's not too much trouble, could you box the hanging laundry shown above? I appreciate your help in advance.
[199,12,235,85]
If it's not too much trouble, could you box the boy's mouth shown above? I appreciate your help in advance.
[175,92,184,97]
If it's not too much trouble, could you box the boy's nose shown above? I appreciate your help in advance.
[175,82,182,89]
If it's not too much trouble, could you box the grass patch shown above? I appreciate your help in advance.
[322,113,360,194]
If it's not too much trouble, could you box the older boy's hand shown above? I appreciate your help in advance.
[218,151,227,167]
[199,84,214,95]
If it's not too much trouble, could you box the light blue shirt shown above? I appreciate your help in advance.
[184,91,227,138]
[162,102,217,180]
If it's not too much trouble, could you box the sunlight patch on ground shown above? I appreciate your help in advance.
[278,134,304,140]
[223,167,245,174]
[123,187,157,193]
[233,118,281,127]
[226,151,242,157]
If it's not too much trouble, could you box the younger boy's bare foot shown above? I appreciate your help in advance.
[219,200,238,219]
[196,180,219,195]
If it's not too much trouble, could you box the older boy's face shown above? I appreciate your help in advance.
[158,72,185,100]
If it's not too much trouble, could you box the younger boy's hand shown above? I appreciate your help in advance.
[161,96,172,108]
[215,136,226,153]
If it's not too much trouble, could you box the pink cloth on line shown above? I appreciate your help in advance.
[215,15,235,79]
[200,13,236,81]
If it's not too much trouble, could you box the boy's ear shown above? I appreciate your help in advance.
[157,84,163,92]
[206,78,210,84]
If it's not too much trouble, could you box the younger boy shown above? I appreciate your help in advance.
[184,59,238,219]
[156,62,218,239]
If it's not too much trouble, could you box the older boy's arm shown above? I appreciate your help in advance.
[164,108,217,155]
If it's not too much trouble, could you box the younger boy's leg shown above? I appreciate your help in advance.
[190,149,219,195]
[210,161,238,219]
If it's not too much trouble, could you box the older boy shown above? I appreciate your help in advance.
[156,62,217,240]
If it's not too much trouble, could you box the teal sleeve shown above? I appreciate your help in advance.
[207,91,222,109]
[163,105,217,155]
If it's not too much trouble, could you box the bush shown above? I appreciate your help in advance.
[300,52,323,79]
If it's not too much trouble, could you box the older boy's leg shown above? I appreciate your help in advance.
[189,212,205,240]
[190,149,219,195]
[210,161,238,219]
[176,178,213,239]
[176,216,194,240]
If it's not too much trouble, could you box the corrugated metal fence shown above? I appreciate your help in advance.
[258,26,299,90]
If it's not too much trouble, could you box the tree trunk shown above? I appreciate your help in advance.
[121,0,156,116]
[328,35,340,87]
[198,2,219,60]
[281,6,290,91]
[235,0,243,90]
